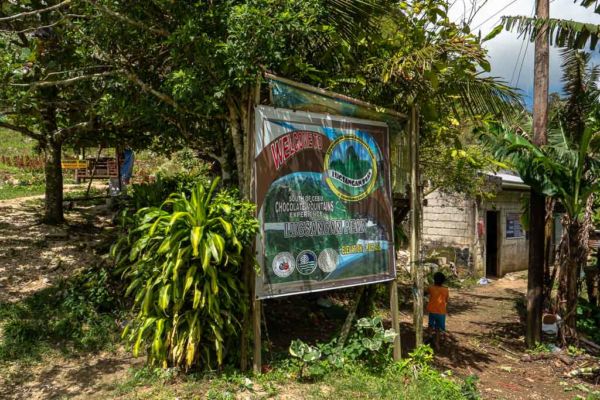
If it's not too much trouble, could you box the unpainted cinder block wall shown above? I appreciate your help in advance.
[422,191,476,269]
[423,189,530,276]
[483,190,530,275]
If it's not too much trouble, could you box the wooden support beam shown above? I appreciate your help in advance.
[253,298,262,374]
[410,106,423,347]
[390,280,402,360]
[85,145,103,197]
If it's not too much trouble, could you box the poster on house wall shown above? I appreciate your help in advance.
[253,106,396,299]
[506,213,525,238]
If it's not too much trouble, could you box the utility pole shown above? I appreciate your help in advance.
[526,0,549,347]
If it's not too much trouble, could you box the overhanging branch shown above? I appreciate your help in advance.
[54,121,94,142]
[0,0,71,23]
[0,121,43,141]
[10,70,121,88]
[84,1,169,37]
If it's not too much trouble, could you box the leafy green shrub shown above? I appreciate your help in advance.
[0,265,121,362]
[460,375,480,400]
[155,148,210,178]
[112,179,258,370]
[286,321,480,399]
[127,148,211,210]
[288,316,397,379]
[576,298,600,344]
[129,172,210,210]
[337,316,397,367]
[289,340,324,380]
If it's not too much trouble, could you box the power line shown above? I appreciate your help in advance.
[510,36,527,84]
[473,0,519,31]
[513,2,536,87]
[515,36,531,87]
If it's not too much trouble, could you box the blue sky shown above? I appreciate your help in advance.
[448,0,600,107]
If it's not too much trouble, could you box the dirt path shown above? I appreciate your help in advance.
[0,191,108,303]
[0,195,598,399]
[0,195,141,400]
[429,275,599,399]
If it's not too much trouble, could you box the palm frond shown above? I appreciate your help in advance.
[557,49,600,145]
[561,49,590,98]
[440,74,522,119]
[577,0,600,13]
[322,0,392,41]
[502,16,600,51]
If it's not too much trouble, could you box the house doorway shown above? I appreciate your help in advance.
[486,211,499,277]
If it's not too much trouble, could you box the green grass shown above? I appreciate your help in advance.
[107,344,478,400]
[106,359,479,400]
[0,129,45,200]
[0,128,37,155]
[0,266,122,365]
[0,183,45,200]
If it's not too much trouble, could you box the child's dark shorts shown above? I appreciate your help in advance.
[428,313,446,331]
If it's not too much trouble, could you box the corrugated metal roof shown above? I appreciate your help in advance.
[487,171,529,190]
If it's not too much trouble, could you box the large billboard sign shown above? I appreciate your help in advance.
[254,106,396,299]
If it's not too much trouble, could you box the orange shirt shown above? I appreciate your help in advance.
[426,285,449,315]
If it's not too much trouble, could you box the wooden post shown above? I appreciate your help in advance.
[410,106,423,347]
[338,287,365,349]
[115,146,122,192]
[527,0,549,347]
[390,280,402,360]
[253,297,262,374]
[85,145,103,198]
[250,77,262,374]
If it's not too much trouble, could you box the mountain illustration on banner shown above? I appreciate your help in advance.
[328,145,372,185]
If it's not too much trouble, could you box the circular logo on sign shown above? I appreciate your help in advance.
[324,135,378,202]
[296,250,317,275]
[318,248,339,273]
[272,252,295,278]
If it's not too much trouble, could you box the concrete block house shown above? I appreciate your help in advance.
[422,172,531,277]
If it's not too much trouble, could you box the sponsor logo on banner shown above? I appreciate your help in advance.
[318,248,339,273]
[296,250,317,275]
[272,252,295,278]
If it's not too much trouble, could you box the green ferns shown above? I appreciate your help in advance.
[112,179,258,370]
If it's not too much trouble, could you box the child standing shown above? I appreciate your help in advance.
[426,272,449,348]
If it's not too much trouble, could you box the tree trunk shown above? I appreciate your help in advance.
[226,97,245,190]
[43,139,64,224]
[584,195,598,307]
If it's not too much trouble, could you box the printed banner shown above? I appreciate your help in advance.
[254,106,396,299]
[268,77,410,195]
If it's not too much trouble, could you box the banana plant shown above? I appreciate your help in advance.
[112,178,258,370]
[482,113,599,341]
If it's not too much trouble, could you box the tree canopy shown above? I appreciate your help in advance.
[0,0,519,222]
